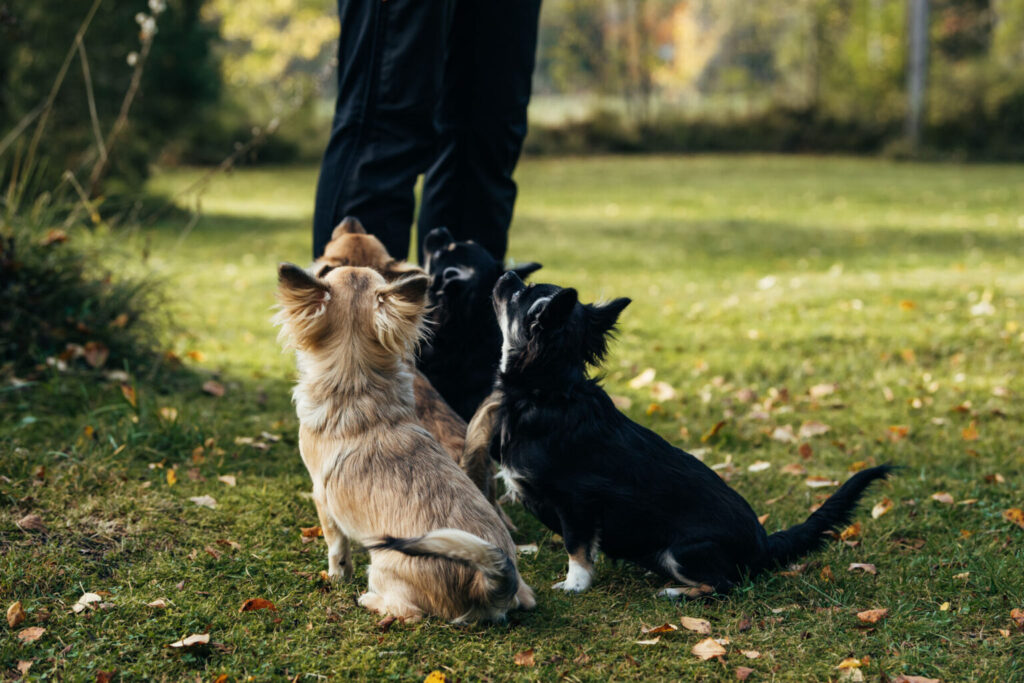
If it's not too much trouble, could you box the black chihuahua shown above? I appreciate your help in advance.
[419,227,541,421]
[487,271,893,596]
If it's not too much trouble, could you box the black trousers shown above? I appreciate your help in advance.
[312,0,541,263]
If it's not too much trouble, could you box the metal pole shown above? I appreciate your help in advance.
[906,0,929,153]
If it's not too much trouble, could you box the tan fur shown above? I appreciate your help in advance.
[314,218,500,517]
[276,265,534,622]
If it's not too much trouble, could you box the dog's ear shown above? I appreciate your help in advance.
[332,216,367,239]
[276,263,331,347]
[582,297,631,365]
[423,227,454,254]
[506,261,542,280]
[374,273,430,355]
[536,287,578,331]
[381,259,424,281]
[278,262,328,304]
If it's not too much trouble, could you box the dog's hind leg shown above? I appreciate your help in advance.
[552,512,599,593]
[312,485,351,581]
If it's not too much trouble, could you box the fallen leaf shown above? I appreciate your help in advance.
[120,383,137,408]
[239,598,276,613]
[781,463,806,476]
[641,623,678,635]
[953,572,970,580]
[147,598,168,608]
[72,592,102,614]
[573,652,591,665]
[691,637,726,660]
[806,476,839,488]
[771,425,797,443]
[646,403,662,416]
[189,495,217,509]
[939,602,950,611]
[820,565,834,582]
[17,660,32,676]
[95,671,117,683]
[611,395,632,410]
[892,677,940,683]
[217,474,237,487]
[899,300,916,311]
[629,368,656,389]
[840,522,862,541]
[513,648,535,666]
[17,627,45,644]
[82,341,109,369]
[961,421,979,441]
[736,666,755,681]
[809,383,837,398]
[301,526,323,539]
[166,469,177,487]
[741,650,761,659]
[168,633,209,648]
[158,406,178,423]
[888,425,909,441]
[635,637,661,645]
[849,563,878,575]
[931,492,954,505]
[216,539,242,550]
[758,513,770,525]
[515,543,538,554]
[679,617,711,634]
[423,671,447,683]
[651,381,677,401]
[856,608,889,623]
[798,420,830,439]
[701,420,727,442]
[985,473,1005,484]
[747,460,771,473]
[17,514,46,532]
[202,380,226,397]
[7,601,26,628]
[41,229,68,245]
[1010,608,1024,629]
[1003,508,1024,530]
[798,442,813,459]
[872,497,894,519]
[837,657,863,669]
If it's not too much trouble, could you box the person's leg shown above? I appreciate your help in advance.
[312,0,453,260]
[416,0,542,263]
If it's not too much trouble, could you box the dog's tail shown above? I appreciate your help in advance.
[369,528,519,606]
[762,465,894,568]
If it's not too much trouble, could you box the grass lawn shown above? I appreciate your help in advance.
[3,155,1023,681]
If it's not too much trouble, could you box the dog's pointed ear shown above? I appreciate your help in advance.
[581,297,631,365]
[537,287,578,331]
[506,261,542,280]
[276,263,331,348]
[381,259,424,281]
[332,216,367,239]
[423,227,454,254]
[374,273,430,355]
[278,263,327,300]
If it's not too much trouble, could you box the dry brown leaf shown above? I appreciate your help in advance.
[217,539,242,550]
[217,474,237,487]
[168,633,209,648]
[17,514,46,532]
[840,522,862,541]
[887,425,909,441]
[930,492,954,505]
[1010,608,1024,629]
[189,495,217,509]
[798,420,830,439]
[17,627,45,644]
[899,300,916,311]
[202,380,226,397]
[239,598,277,613]
[849,563,878,575]
[953,572,970,580]
[147,598,169,608]
[611,395,632,410]
[95,671,116,683]
[741,650,761,659]
[758,513,770,526]
[641,623,678,635]
[635,637,661,645]
[71,592,102,614]
[736,666,755,681]
[120,383,137,408]
[781,463,807,476]
[651,381,677,401]
[17,660,32,676]
[513,648,535,666]
[158,406,178,423]
[856,608,889,623]
[809,383,837,398]
[820,565,834,582]
[771,425,797,443]
[82,341,109,369]
[7,601,26,628]
[872,497,894,519]
[1003,508,1024,530]
[679,616,712,634]
[691,637,726,660]
[301,526,323,539]
[892,677,940,683]
[806,476,839,488]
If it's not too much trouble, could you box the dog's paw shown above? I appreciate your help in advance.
[552,578,589,594]
[328,564,353,582]
[657,584,713,600]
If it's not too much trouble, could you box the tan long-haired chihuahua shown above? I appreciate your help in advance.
[274,262,534,622]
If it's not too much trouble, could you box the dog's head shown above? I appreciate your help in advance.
[275,262,430,364]
[422,227,541,325]
[317,216,422,281]
[492,271,630,376]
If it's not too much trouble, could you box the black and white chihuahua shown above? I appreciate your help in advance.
[488,272,893,596]
[419,227,541,421]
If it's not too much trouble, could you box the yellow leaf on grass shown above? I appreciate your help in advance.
[701,420,727,442]
[691,637,726,660]
[899,300,916,311]
[931,492,954,505]
[628,368,656,389]
[513,648,535,666]
[166,469,177,487]
[679,616,711,634]
[1003,508,1024,530]
[961,421,979,441]
[939,602,950,611]
[840,522,862,541]
[857,608,889,623]
[887,425,909,441]
[158,407,178,423]
[872,497,894,519]
[120,383,137,408]
[301,526,323,538]
[837,657,863,669]
[641,623,678,635]
[7,601,26,628]
[1010,608,1024,629]
[187,350,206,362]
[424,672,448,683]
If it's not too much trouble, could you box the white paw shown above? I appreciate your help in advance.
[552,579,587,593]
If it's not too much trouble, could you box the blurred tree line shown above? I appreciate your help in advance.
[3,0,1023,205]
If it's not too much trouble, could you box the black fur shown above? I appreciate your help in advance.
[418,227,541,420]
[491,271,894,594]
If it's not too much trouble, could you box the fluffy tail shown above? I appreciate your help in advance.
[763,465,894,568]
[369,528,519,606]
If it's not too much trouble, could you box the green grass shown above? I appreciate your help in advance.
[3,155,1023,681]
